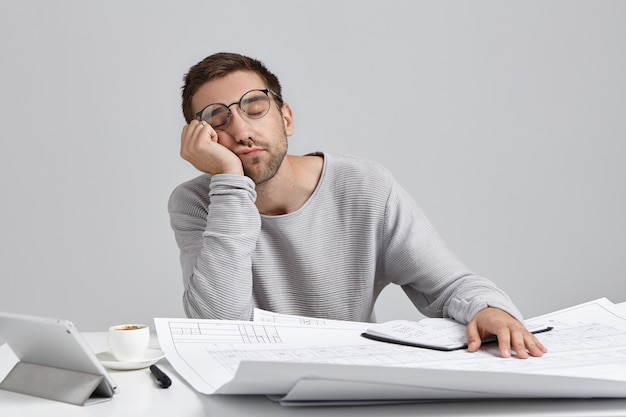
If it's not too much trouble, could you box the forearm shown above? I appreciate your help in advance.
[184,229,257,320]
[384,182,523,324]
[170,174,261,320]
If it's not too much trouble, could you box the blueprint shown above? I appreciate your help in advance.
[154,298,626,403]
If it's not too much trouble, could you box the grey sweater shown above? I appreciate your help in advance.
[168,152,522,323]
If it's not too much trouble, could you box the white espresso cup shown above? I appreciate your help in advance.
[107,324,150,362]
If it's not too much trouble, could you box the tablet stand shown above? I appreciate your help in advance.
[0,361,109,406]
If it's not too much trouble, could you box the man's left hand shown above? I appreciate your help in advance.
[466,307,548,358]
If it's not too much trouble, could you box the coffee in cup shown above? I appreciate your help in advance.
[107,323,150,362]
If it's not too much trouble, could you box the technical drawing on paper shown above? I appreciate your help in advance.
[167,321,283,344]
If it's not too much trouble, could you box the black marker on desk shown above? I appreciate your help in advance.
[150,364,172,388]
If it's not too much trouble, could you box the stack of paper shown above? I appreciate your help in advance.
[155,298,626,405]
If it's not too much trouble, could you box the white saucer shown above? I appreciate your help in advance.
[96,349,166,371]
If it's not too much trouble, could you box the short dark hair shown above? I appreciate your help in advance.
[181,52,283,123]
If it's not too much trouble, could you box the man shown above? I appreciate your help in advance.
[169,52,547,359]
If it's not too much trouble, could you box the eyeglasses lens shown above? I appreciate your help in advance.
[240,91,270,118]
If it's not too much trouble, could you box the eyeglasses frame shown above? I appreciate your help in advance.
[195,88,283,131]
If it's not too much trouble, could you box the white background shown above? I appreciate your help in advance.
[0,1,624,331]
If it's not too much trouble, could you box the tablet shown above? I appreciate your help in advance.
[0,311,118,399]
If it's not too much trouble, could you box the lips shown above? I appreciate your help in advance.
[237,147,264,157]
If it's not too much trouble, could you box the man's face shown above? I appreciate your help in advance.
[191,70,293,185]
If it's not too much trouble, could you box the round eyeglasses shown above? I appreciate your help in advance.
[195,88,281,131]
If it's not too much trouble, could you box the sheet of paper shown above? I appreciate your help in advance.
[154,297,626,401]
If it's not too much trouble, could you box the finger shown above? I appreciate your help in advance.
[496,330,512,358]
[180,121,206,160]
[465,321,482,353]
[182,121,215,154]
[187,119,204,135]
[182,120,202,143]
[198,121,219,143]
[510,330,529,359]
[524,334,548,357]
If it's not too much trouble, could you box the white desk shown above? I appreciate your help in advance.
[2,332,626,417]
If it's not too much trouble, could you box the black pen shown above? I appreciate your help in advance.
[150,364,172,388]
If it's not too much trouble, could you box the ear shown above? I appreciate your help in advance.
[280,103,294,136]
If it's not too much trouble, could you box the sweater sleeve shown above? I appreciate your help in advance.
[382,180,523,324]
[168,174,261,320]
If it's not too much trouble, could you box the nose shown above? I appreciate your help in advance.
[222,107,254,145]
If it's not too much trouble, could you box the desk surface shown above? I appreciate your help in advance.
[2,332,626,417]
